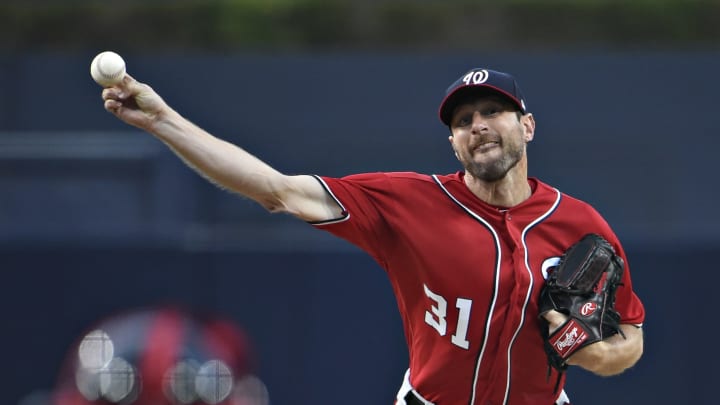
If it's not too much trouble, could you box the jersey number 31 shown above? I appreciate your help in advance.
[424,284,472,350]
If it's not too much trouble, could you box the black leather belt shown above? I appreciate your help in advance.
[404,391,426,405]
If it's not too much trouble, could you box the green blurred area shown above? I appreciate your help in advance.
[1,0,719,51]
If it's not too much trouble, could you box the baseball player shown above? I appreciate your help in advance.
[100,67,645,405]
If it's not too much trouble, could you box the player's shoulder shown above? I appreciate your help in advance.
[330,171,461,195]
[385,171,466,191]
[341,171,448,184]
[533,179,622,247]
[538,179,606,218]
[385,171,444,182]
[558,190,601,213]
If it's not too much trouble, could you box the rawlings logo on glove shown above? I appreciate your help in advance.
[550,320,587,356]
[538,233,625,374]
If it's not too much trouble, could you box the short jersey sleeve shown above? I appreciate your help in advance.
[309,173,399,264]
[610,240,646,326]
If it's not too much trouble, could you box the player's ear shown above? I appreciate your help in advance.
[522,113,535,142]
[448,135,460,160]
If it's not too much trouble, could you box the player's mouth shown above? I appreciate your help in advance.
[473,141,501,153]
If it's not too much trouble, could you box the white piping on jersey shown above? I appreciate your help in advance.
[308,175,351,225]
[501,188,561,404]
[312,173,566,403]
[432,175,503,405]
[433,174,562,405]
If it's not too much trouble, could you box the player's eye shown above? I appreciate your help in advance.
[453,113,472,127]
[481,106,501,116]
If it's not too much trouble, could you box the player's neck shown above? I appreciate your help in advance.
[464,164,531,208]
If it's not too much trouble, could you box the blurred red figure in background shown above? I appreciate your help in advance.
[51,307,268,405]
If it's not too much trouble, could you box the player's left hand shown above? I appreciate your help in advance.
[542,310,610,371]
[537,234,625,373]
[543,308,605,365]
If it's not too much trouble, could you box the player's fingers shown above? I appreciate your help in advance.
[119,73,147,95]
[103,74,155,107]
[104,98,122,113]
[101,87,123,101]
[104,98,145,127]
[99,73,141,101]
[542,310,568,333]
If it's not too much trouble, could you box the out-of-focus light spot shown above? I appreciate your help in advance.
[77,329,114,369]
[233,374,270,405]
[99,357,137,403]
[75,366,102,401]
[164,359,200,404]
[195,359,233,404]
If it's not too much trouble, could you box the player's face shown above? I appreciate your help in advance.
[448,97,534,182]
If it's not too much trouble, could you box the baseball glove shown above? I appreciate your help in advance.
[538,233,625,373]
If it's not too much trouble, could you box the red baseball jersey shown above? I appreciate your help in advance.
[311,171,645,405]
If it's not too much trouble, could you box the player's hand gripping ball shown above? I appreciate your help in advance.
[90,51,126,87]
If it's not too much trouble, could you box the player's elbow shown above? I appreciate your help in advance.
[611,337,644,376]
[595,357,641,377]
[627,336,644,367]
[595,354,642,377]
[249,177,297,215]
[594,330,644,377]
[617,326,644,372]
[256,194,293,214]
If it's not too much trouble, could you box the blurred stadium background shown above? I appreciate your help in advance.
[2,1,719,404]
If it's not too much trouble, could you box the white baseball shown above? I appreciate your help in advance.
[90,51,126,87]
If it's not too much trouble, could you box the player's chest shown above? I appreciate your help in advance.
[400,211,566,295]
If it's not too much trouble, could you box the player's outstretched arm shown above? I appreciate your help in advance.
[102,74,342,222]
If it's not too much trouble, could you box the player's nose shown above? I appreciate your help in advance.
[470,112,489,133]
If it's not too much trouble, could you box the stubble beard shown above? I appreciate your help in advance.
[463,142,525,182]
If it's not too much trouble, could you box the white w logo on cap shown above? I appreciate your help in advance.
[462,69,489,86]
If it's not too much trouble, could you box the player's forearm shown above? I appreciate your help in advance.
[570,324,644,376]
[149,108,289,211]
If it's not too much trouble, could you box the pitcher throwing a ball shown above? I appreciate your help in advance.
[99,63,645,405]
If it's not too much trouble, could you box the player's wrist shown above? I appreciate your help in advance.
[148,105,182,135]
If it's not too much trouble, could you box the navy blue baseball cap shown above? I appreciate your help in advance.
[439,68,527,126]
